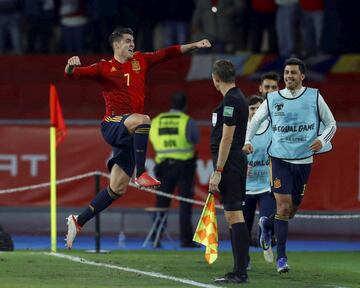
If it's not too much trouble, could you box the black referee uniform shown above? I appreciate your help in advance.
[211,87,248,211]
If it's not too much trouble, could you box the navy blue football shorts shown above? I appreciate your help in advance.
[269,157,312,206]
[101,115,135,177]
[213,150,247,211]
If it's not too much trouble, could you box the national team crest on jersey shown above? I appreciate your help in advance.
[274,103,284,111]
[273,178,281,189]
[131,60,141,73]
[110,67,117,72]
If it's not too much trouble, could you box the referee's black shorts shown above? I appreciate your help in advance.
[212,149,247,211]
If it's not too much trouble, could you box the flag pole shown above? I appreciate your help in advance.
[49,84,67,253]
[49,84,57,253]
[50,125,57,253]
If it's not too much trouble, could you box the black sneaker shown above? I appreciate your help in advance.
[214,272,248,284]
[180,241,201,248]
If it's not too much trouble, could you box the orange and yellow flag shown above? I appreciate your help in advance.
[193,193,218,264]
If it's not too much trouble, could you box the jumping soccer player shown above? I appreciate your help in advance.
[64,27,211,249]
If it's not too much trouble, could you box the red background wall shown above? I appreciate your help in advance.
[1,55,359,121]
[0,125,359,211]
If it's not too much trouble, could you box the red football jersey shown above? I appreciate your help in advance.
[65,45,182,120]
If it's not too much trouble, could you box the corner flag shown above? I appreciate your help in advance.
[50,84,67,146]
[49,84,66,252]
[193,193,218,264]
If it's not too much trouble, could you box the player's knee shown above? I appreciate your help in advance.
[137,114,151,125]
[277,202,291,216]
[107,185,125,199]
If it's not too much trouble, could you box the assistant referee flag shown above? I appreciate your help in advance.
[193,193,218,264]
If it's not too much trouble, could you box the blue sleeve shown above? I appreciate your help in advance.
[186,118,200,144]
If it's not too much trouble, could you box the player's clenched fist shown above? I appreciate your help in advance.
[68,56,81,67]
[65,56,81,74]
[195,39,211,48]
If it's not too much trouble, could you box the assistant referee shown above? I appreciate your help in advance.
[209,60,249,284]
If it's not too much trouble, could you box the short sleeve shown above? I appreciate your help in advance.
[223,95,238,126]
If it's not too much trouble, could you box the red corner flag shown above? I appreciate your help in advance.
[50,84,67,146]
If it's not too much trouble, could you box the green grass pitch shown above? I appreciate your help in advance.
[0,250,359,287]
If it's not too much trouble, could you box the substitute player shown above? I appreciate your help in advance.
[243,95,276,265]
[244,58,336,273]
[64,27,211,249]
[243,72,280,266]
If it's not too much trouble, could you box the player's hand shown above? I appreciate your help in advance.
[242,143,254,154]
[67,56,81,68]
[309,139,323,152]
[195,39,211,49]
[65,56,81,74]
[208,171,221,193]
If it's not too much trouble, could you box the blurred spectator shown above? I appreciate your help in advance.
[275,0,301,57]
[158,0,194,47]
[0,0,23,54]
[119,0,157,52]
[250,0,277,53]
[233,0,251,52]
[23,0,57,54]
[299,0,324,57]
[334,0,360,53]
[59,0,88,54]
[320,0,337,54]
[87,0,119,54]
[191,0,245,54]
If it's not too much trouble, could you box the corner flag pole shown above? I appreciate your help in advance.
[49,84,67,253]
[50,121,57,252]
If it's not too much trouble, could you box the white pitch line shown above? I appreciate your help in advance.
[323,285,350,288]
[44,252,221,288]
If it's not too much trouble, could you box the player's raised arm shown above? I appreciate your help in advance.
[65,56,81,75]
[180,39,211,54]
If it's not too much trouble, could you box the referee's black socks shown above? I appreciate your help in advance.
[231,222,249,275]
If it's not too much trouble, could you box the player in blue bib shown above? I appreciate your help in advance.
[244,58,336,274]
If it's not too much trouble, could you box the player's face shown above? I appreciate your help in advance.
[284,65,304,90]
[248,101,261,120]
[114,34,135,60]
[259,79,278,96]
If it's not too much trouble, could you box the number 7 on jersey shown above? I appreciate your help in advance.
[124,73,130,86]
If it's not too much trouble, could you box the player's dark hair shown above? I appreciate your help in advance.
[212,60,236,83]
[108,27,133,48]
[171,92,187,110]
[248,95,264,106]
[260,71,281,84]
[284,57,306,74]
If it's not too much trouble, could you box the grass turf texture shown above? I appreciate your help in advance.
[0,250,359,288]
